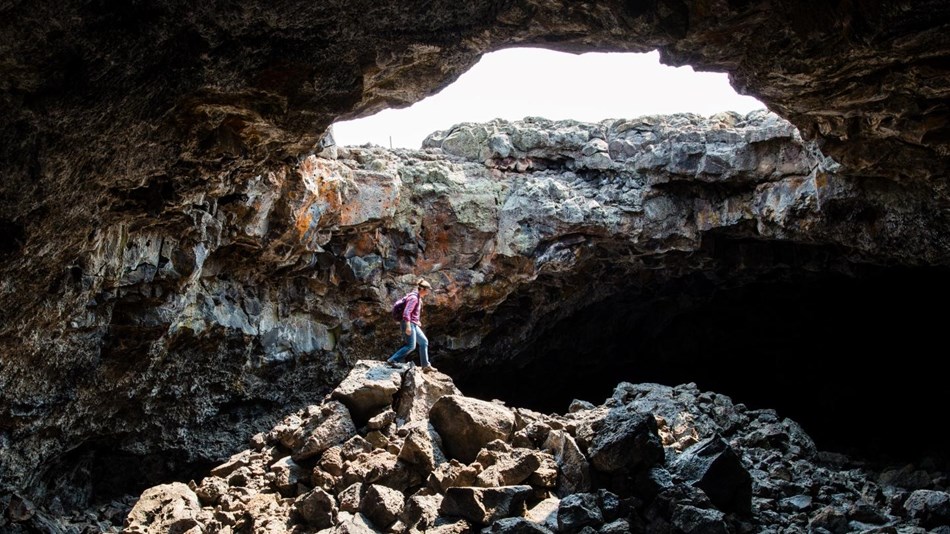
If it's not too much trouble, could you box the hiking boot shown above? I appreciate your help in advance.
[421,365,437,373]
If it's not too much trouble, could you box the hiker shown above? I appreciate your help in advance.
[388,279,434,371]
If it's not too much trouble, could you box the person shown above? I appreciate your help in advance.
[387,279,435,371]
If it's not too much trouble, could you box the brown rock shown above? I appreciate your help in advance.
[361,484,406,529]
[439,485,533,526]
[124,482,202,534]
[398,422,449,472]
[542,429,591,497]
[332,360,404,423]
[430,395,515,463]
[339,482,365,513]
[428,460,481,494]
[195,476,229,506]
[294,487,338,529]
[293,401,358,461]
[396,366,462,425]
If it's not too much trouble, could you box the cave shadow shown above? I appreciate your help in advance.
[456,265,950,468]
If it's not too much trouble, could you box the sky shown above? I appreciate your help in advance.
[332,48,766,149]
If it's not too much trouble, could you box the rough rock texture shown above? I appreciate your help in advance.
[4,1,950,517]
[81,361,950,534]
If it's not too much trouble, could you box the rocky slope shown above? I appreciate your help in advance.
[12,361,949,533]
[3,111,950,513]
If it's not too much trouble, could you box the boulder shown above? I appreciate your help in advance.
[430,395,515,463]
[331,360,404,423]
[671,504,728,534]
[396,366,462,425]
[483,516,555,533]
[124,482,202,534]
[556,493,602,533]
[439,485,533,525]
[542,430,591,496]
[296,402,358,461]
[403,492,443,531]
[338,482,364,513]
[577,405,662,473]
[904,489,950,529]
[474,445,544,488]
[669,435,752,515]
[428,459,480,493]
[333,511,382,533]
[398,422,449,472]
[525,496,560,531]
[360,484,405,529]
[294,488,338,529]
[270,456,306,496]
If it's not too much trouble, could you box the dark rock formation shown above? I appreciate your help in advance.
[3,2,950,527]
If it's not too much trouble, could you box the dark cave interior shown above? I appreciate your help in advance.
[456,262,950,469]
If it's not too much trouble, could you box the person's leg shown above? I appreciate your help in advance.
[387,322,417,363]
[415,325,430,367]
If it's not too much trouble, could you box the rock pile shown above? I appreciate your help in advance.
[114,360,949,533]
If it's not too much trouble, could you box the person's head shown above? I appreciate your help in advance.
[416,278,432,296]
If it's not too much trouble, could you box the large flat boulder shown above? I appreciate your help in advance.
[332,360,404,423]
[429,395,515,463]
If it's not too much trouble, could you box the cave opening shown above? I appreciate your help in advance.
[457,262,950,468]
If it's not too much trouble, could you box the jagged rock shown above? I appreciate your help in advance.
[524,497,560,531]
[361,484,405,529]
[396,367,463,425]
[526,455,558,489]
[440,485,533,526]
[482,516,554,533]
[124,483,202,534]
[342,449,421,492]
[671,504,728,534]
[575,405,663,474]
[430,396,516,463]
[293,402,359,461]
[242,492,295,534]
[599,518,631,533]
[210,450,254,479]
[473,444,545,488]
[342,435,374,461]
[398,422,449,472]
[556,493,603,533]
[670,435,752,515]
[320,446,346,477]
[338,483,364,513]
[807,505,850,534]
[542,430,591,497]
[880,465,934,491]
[368,409,397,431]
[5,494,34,522]
[294,488,338,529]
[333,512,382,533]
[429,460,481,494]
[195,476,229,506]
[403,492,444,531]
[331,360,404,423]
[426,518,475,533]
[270,456,306,496]
[903,489,950,529]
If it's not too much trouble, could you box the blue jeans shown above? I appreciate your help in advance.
[387,322,430,366]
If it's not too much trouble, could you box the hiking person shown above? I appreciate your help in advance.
[388,279,434,371]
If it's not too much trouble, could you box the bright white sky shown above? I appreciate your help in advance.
[332,48,766,149]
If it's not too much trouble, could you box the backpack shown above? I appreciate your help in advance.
[391,292,415,322]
